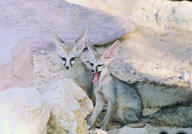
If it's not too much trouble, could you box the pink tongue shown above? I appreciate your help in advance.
[93,72,99,83]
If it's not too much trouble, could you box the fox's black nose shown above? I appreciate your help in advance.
[66,66,69,70]
[91,70,94,73]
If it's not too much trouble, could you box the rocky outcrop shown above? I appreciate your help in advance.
[0,41,33,91]
[65,0,192,32]
[0,0,135,52]
[41,79,93,134]
[0,87,50,134]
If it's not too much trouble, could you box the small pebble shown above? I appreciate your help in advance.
[180,72,190,81]
[40,50,46,55]
[188,81,192,85]
[94,129,107,134]
[189,58,192,65]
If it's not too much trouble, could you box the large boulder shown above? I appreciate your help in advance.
[65,0,192,32]
[0,0,135,51]
[0,87,50,134]
[41,78,93,134]
[0,41,33,91]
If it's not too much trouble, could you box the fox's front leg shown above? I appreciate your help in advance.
[88,90,105,129]
[100,99,116,130]
[100,87,116,130]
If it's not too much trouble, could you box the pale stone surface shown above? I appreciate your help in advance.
[90,127,148,134]
[0,87,50,134]
[0,0,135,51]
[107,126,148,134]
[41,79,93,134]
[89,129,107,134]
[33,52,65,88]
[112,26,192,85]
[65,0,192,32]
[118,126,148,134]
[0,41,33,91]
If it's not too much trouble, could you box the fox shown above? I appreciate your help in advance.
[85,40,192,130]
[135,80,192,108]
[139,101,192,127]
[86,40,143,130]
[51,30,93,98]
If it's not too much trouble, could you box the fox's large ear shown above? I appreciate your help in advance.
[51,32,67,54]
[102,40,120,59]
[87,40,97,60]
[73,29,87,55]
[51,32,65,47]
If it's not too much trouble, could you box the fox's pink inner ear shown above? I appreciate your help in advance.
[103,40,120,58]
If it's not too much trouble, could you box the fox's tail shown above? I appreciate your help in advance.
[136,80,192,108]
[140,102,192,127]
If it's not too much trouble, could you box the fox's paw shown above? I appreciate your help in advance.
[87,124,92,130]
[87,119,93,130]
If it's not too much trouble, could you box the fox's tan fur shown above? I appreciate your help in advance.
[86,41,143,130]
[136,81,192,108]
[51,31,93,98]
[86,40,192,129]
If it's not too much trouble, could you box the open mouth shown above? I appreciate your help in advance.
[93,72,101,83]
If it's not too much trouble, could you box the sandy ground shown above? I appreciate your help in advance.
[117,26,192,83]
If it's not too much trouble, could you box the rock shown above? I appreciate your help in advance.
[189,58,192,65]
[66,0,192,32]
[0,41,33,91]
[0,0,135,51]
[107,126,148,134]
[180,72,190,82]
[110,59,141,84]
[89,129,107,134]
[33,52,66,88]
[64,0,133,16]
[0,87,50,134]
[40,50,46,55]
[41,78,93,134]
[118,126,148,134]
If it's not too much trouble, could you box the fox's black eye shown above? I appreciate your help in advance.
[86,61,94,66]
[61,57,66,61]
[71,57,76,61]
[97,64,103,67]
[89,63,94,66]
[96,64,104,72]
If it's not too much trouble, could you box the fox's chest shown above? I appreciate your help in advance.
[64,65,92,88]
[96,75,113,91]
